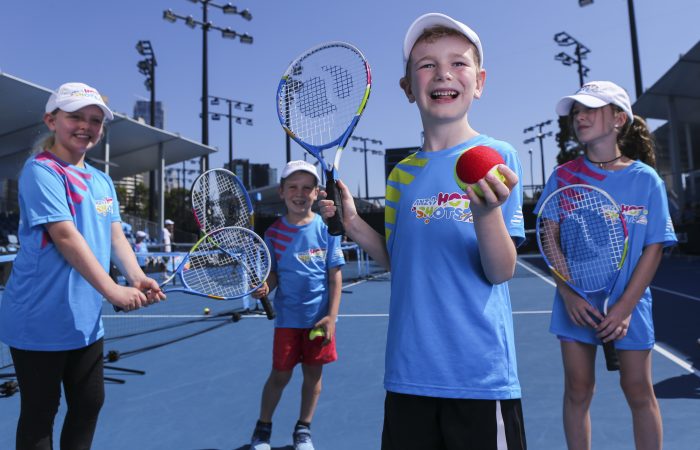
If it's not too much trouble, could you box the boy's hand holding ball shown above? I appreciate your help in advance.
[454,145,507,197]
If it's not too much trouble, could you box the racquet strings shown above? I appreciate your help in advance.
[539,187,626,293]
[192,170,251,231]
[279,43,368,156]
[184,227,270,299]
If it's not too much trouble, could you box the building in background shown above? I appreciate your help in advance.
[133,100,165,129]
[229,159,276,190]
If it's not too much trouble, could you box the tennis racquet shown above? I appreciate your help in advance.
[536,184,629,371]
[190,168,275,319]
[276,41,372,236]
[115,226,271,312]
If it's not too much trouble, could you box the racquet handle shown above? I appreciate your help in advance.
[259,295,276,320]
[602,341,620,371]
[324,169,345,236]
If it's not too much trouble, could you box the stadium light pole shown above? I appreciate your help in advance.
[136,40,158,221]
[554,31,590,87]
[163,2,253,173]
[350,136,383,199]
[578,0,642,98]
[528,149,534,193]
[208,95,253,171]
[523,121,553,189]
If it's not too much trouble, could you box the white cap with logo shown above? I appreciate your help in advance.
[555,81,634,122]
[45,82,114,120]
[403,12,483,66]
[280,160,321,183]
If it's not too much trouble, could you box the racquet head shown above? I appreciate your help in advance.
[536,184,629,294]
[191,168,253,232]
[276,41,371,171]
[168,226,271,300]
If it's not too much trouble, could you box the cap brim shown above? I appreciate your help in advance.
[555,94,608,116]
[59,99,114,120]
[403,13,483,66]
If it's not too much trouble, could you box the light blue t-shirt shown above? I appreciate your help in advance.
[264,214,345,328]
[384,135,525,400]
[0,152,120,351]
[535,157,677,350]
[133,241,149,267]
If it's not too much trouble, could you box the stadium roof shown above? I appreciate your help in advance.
[0,72,216,180]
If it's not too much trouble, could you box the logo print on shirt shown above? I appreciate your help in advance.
[95,197,114,216]
[620,204,648,225]
[411,191,472,224]
[296,247,327,264]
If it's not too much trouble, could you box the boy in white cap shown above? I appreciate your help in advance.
[320,12,526,450]
[0,82,164,448]
[249,160,345,450]
[538,81,676,449]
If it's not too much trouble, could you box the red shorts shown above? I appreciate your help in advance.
[272,328,338,371]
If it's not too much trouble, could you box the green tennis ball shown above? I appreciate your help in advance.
[203,307,211,315]
[454,145,506,197]
[309,327,325,340]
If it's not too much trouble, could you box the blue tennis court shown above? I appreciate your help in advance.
[1,253,698,449]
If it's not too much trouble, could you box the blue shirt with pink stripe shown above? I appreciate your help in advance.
[535,157,677,349]
[0,152,120,351]
[264,214,344,328]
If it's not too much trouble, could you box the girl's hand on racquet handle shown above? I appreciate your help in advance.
[560,285,604,328]
[596,309,631,343]
[107,285,149,312]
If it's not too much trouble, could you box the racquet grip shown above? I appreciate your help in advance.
[259,296,276,320]
[602,341,620,371]
[324,170,345,236]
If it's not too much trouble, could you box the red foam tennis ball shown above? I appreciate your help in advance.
[454,145,506,197]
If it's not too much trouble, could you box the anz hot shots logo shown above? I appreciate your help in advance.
[411,191,472,224]
[95,197,114,216]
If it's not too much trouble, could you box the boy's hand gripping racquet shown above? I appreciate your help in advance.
[536,184,629,371]
[190,168,276,319]
[115,226,271,312]
[276,41,372,236]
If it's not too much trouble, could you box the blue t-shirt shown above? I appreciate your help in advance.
[264,214,345,328]
[0,152,120,351]
[535,157,677,350]
[384,135,525,400]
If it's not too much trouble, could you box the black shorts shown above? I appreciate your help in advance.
[381,392,526,450]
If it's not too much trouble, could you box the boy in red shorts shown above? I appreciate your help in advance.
[249,160,345,450]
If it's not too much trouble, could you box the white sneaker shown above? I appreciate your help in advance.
[293,426,314,450]
[250,422,272,450]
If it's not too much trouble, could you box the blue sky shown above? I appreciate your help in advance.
[1,1,697,199]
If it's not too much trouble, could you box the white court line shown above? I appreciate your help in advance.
[651,285,700,302]
[517,257,699,377]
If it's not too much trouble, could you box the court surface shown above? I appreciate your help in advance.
[1,253,698,449]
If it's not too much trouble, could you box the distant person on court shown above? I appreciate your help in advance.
[319,13,527,449]
[536,81,677,450]
[0,82,165,449]
[249,160,345,450]
[162,218,175,252]
[133,230,150,269]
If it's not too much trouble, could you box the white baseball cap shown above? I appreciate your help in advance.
[45,82,114,120]
[403,12,484,66]
[280,160,320,183]
[164,219,175,225]
[555,81,633,122]
[135,230,147,238]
